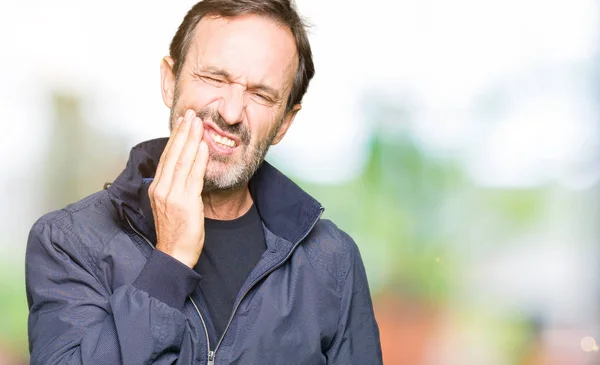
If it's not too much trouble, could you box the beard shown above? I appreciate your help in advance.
[169,94,281,193]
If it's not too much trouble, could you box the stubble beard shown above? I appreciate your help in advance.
[169,95,281,194]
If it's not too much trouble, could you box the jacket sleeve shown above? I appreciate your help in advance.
[325,232,383,365]
[25,218,201,365]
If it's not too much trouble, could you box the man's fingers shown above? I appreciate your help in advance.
[154,116,183,182]
[171,116,204,193]
[188,140,210,196]
[153,109,195,194]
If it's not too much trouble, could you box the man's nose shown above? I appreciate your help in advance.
[218,84,245,125]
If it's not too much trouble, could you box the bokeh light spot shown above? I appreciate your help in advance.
[581,336,598,352]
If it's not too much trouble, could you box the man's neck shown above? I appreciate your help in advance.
[202,185,254,220]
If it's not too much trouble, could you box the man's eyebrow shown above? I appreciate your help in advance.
[197,66,231,78]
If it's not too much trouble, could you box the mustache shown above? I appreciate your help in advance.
[197,108,251,145]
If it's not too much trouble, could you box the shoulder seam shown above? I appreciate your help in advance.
[34,217,108,294]
[48,191,114,283]
[304,219,353,297]
[55,220,104,284]
[329,226,354,296]
[62,190,107,214]
[298,244,339,295]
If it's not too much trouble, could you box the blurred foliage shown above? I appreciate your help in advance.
[299,133,463,303]
[295,108,552,364]
[476,189,549,230]
[298,123,551,306]
[0,266,28,360]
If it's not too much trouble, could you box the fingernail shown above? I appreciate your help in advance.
[185,109,195,119]
[175,116,183,127]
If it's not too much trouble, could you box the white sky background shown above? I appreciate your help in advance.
[0,0,598,186]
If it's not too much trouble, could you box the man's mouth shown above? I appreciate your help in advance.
[202,123,242,156]
[209,131,236,148]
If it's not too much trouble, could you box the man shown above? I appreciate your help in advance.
[25,0,382,364]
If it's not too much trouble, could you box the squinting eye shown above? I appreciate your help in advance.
[203,77,225,85]
[254,93,270,102]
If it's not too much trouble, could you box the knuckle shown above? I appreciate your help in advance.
[152,187,167,202]
[174,160,185,171]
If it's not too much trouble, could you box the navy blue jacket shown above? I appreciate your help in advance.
[26,138,382,365]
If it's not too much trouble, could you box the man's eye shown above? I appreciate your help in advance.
[253,93,270,102]
[203,77,225,85]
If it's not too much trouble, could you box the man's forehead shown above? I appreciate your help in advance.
[186,14,298,91]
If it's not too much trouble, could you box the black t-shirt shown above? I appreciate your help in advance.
[194,203,266,341]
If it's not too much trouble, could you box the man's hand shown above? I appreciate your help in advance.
[148,109,210,268]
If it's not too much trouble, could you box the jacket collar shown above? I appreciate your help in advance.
[108,137,323,245]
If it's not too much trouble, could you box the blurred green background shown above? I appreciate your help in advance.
[1,0,600,364]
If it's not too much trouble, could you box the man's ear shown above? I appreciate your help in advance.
[271,104,302,146]
[160,56,176,108]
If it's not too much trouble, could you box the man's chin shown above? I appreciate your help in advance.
[205,160,234,181]
[202,178,247,194]
[202,164,246,193]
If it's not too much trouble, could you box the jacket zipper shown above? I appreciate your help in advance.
[124,215,212,365]
[126,208,324,364]
[209,208,324,362]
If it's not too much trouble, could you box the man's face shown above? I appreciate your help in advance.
[163,14,300,192]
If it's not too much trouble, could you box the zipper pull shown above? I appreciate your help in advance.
[208,350,215,365]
